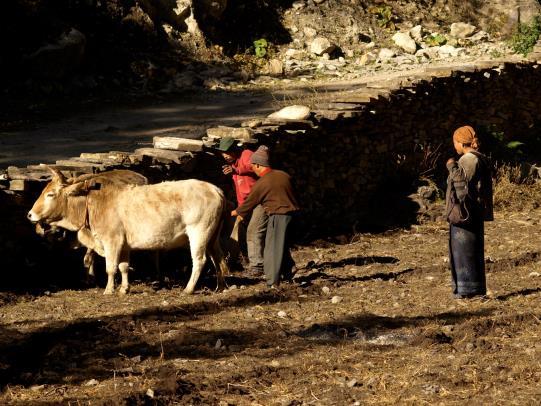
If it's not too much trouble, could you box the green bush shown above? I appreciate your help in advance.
[424,33,446,47]
[508,16,541,56]
[253,38,268,58]
[368,5,396,30]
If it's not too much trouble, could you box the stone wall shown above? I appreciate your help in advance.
[1,60,541,289]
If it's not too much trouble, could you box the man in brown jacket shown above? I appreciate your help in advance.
[231,145,300,288]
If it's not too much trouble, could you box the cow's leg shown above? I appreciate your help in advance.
[184,231,207,295]
[83,249,95,278]
[103,243,123,295]
[118,251,131,294]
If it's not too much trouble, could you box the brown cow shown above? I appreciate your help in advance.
[28,169,229,294]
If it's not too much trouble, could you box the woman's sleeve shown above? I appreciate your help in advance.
[447,162,469,201]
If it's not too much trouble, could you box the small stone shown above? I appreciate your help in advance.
[270,360,280,367]
[378,48,396,61]
[410,25,424,43]
[331,296,343,304]
[277,310,288,318]
[303,27,317,38]
[30,385,46,391]
[215,339,223,349]
[465,342,475,351]
[358,52,376,65]
[450,22,476,39]
[146,388,155,398]
[310,37,335,56]
[85,379,99,386]
[347,379,358,388]
[529,272,540,277]
[392,32,417,54]
[228,285,238,290]
[321,286,331,295]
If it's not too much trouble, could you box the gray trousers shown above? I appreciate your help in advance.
[264,214,295,286]
[246,205,268,272]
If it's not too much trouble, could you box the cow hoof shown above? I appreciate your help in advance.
[119,287,130,295]
[183,288,194,295]
[103,289,114,295]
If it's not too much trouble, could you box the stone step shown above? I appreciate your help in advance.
[133,148,191,164]
[153,136,204,152]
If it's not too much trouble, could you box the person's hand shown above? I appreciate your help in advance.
[446,157,456,171]
[222,165,233,175]
[231,210,238,217]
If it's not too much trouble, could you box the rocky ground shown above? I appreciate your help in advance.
[0,196,540,404]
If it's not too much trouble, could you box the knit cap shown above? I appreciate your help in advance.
[250,145,270,167]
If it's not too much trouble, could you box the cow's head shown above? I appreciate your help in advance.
[27,167,85,226]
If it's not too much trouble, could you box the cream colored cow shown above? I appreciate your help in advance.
[34,169,148,280]
[28,169,229,294]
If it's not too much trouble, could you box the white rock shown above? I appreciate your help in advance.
[310,37,335,55]
[146,388,155,398]
[331,295,343,304]
[438,44,461,57]
[277,310,288,318]
[268,105,311,121]
[345,49,354,58]
[450,22,476,39]
[470,30,489,42]
[392,32,417,54]
[215,338,223,349]
[358,52,376,65]
[286,48,303,58]
[378,48,396,61]
[84,379,99,386]
[410,25,424,43]
[303,27,317,38]
[321,286,331,295]
[529,272,541,277]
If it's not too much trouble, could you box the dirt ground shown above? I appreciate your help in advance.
[0,203,540,405]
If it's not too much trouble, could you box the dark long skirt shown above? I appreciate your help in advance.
[449,219,486,296]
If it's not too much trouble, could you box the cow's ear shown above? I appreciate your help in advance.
[47,167,68,185]
[65,181,89,196]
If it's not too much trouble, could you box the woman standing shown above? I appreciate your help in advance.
[445,125,493,298]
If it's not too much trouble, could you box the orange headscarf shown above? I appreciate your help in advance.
[453,125,479,149]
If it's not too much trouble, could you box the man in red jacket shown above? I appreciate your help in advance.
[217,137,268,275]
[231,145,300,288]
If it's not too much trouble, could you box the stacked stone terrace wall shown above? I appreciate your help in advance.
[1,60,541,288]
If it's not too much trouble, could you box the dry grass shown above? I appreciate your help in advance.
[493,164,541,211]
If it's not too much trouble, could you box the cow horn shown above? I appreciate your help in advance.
[47,166,68,184]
